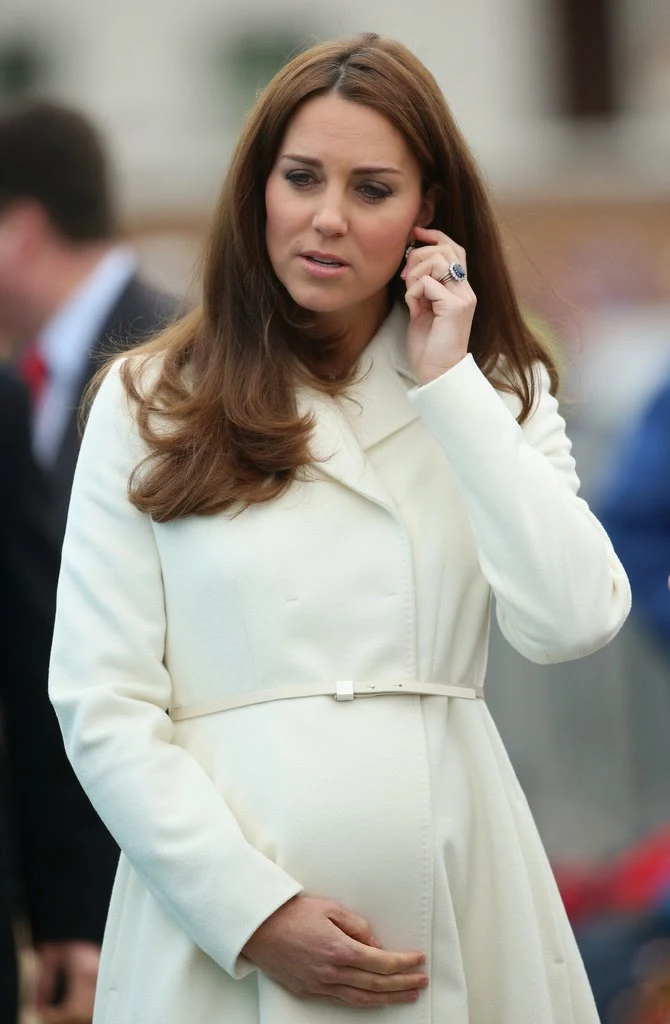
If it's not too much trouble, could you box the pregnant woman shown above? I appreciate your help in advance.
[49,32,630,1024]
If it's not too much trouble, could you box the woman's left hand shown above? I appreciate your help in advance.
[402,226,476,385]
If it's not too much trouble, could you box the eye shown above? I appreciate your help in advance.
[358,182,392,204]
[285,170,315,189]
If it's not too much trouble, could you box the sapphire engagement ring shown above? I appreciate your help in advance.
[438,262,467,284]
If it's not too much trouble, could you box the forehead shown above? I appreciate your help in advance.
[280,93,415,170]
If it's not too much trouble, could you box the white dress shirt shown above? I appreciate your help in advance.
[33,245,137,467]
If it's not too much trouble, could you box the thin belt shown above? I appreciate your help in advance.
[169,679,485,723]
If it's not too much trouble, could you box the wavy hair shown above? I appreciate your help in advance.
[107,33,558,521]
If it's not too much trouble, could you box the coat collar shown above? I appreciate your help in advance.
[297,304,420,512]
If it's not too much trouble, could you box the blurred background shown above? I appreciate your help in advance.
[2,1,669,1020]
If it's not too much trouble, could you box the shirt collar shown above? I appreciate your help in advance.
[38,245,137,379]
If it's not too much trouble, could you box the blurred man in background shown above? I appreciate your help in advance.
[0,360,112,1023]
[0,100,178,1022]
[0,99,178,535]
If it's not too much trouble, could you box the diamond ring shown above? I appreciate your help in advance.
[438,262,467,284]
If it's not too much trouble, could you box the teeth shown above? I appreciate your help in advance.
[309,256,341,266]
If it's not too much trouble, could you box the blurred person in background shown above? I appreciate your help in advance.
[48,33,630,1024]
[584,365,670,1021]
[0,99,178,538]
[0,99,176,1023]
[0,357,115,1023]
[600,371,670,650]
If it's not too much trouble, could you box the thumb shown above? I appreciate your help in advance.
[34,945,61,1013]
[327,904,381,948]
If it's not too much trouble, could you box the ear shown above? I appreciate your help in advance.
[3,199,49,263]
[417,186,436,229]
[20,200,51,253]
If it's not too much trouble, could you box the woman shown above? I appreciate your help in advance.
[49,33,630,1023]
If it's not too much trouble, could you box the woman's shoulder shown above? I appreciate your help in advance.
[84,351,168,450]
[93,349,167,412]
[119,347,168,395]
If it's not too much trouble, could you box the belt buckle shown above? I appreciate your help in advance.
[334,680,355,701]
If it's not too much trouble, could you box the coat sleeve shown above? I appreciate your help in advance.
[48,362,303,978]
[408,354,631,664]
[599,378,670,649]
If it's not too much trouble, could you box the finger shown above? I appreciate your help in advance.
[413,225,445,243]
[408,230,467,275]
[58,973,96,1023]
[327,905,380,947]
[56,997,94,1023]
[405,289,422,320]
[414,224,466,259]
[38,1008,87,1024]
[401,245,439,279]
[404,286,435,322]
[403,247,466,285]
[407,271,474,302]
[406,274,456,307]
[34,953,60,1013]
[323,984,421,1008]
[38,1011,68,1024]
[347,940,425,975]
[404,253,451,287]
[338,967,429,993]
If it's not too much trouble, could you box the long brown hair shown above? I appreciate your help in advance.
[113,33,558,522]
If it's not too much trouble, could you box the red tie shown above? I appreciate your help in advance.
[18,341,49,406]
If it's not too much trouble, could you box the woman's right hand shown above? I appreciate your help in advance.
[242,895,428,1009]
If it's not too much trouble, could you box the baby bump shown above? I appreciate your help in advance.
[178,695,435,947]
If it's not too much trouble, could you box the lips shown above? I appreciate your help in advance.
[300,251,349,267]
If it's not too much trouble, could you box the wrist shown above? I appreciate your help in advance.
[417,354,466,386]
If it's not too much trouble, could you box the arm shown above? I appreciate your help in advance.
[599,380,670,648]
[48,362,303,978]
[0,370,116,944]
[408,355,631,664]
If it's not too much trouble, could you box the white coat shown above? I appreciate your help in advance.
[49,304,630,1023]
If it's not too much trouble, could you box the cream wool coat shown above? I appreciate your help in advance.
[49,305,630,1023]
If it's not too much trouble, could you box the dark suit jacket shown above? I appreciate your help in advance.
[0,371,118,1022]
[50,273,179,536]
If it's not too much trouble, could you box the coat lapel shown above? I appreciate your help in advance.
[298,304,421,513]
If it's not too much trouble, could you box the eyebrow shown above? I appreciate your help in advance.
[280,153,404,176]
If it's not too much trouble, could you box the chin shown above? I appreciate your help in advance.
[287,284,353,315]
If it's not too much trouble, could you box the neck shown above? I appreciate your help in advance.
[317,289,390,379]
[26,240,115,339]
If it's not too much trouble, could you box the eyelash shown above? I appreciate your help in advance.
[284,171,391,204]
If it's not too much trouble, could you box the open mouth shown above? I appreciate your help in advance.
[301,254,348,268]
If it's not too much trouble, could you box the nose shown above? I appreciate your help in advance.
[311,189,348,238]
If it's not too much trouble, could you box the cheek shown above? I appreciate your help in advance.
[265,179,299,255]
[357,213,411,271]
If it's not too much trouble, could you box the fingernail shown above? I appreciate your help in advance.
[420,977,429,987]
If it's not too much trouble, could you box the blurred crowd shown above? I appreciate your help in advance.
[0,81,669,1024]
